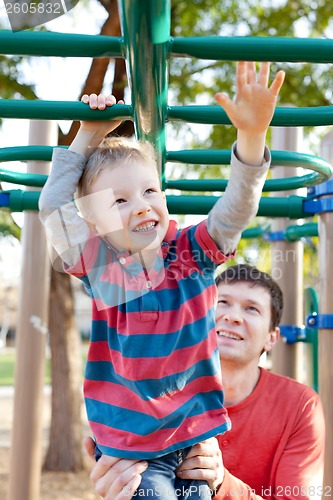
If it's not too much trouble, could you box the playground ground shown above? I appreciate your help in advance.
[0,385,99,499]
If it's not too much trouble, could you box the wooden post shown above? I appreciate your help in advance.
[270,125,304,381]
[317,130,333,488]
[7,120,56,500]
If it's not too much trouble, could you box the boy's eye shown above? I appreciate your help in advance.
[217,299,228,306]
[144,188,156,195]
[115,198,126,205]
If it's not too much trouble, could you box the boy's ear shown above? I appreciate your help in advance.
[76,202,97,234]
[85,219,98,234]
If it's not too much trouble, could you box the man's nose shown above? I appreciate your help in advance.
[221,310,243,325]
[216,309,243,325]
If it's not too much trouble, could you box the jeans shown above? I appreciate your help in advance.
[95,445,211,499]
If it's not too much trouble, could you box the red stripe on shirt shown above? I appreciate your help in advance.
[87,333,218,381]
[84,374,223,418]
[91,408,228,453]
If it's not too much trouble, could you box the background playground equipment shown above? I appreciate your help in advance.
[0,0,332,497]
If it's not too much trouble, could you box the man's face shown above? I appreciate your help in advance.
[215,281,279,365]
[87,160,169,255]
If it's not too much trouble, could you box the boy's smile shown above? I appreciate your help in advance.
[87,160,169,256]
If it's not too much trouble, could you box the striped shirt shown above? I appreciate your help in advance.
[39,145,270,459]
[67,219,232,458]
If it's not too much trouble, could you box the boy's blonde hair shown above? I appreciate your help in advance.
[77,136,159,199]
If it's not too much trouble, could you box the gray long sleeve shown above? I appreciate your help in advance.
[39,148,90,267]
[207,143,270,255]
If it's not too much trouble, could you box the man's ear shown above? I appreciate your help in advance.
[264,327,280,353]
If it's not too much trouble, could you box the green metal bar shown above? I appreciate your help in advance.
[165,150,332,191]
[1,191,308,218]
[0,30,123,57]
[0,101,132,121]
[165,175,318,192]
[171,36,333,63]
[166,195,307,218]
[118,0,170,179]
[0,169,47,188]
[0,146,59,163]
[1,147,330,191]
[2,30,333,64]
[241,225,269,239]
[0,190,40,211]
[168,105,333,127]
[304,287,319,392]
[241,222,318,242]
[285,222,318,242]
[3,100,333,127]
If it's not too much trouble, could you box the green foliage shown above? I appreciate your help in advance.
[169,0,333,151]
[0,24,36,239]
[0,209,21,240]
[168,0,328,285]
[0,55,37,100]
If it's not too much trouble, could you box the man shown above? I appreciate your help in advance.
[85,264,325,500]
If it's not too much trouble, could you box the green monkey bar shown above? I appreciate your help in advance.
[0,0,332,215]
[3,101,333,127]
[3,29,333,63]
[242,222,318,241]
[0,147,331,191]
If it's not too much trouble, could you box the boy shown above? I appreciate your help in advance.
[39,62,285,499]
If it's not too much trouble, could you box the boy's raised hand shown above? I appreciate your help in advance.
[70,94,124,156]
[81,93,124,136]
[215,61,285,135]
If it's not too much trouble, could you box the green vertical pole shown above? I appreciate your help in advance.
[304,288,319,393]
[117,0,170,184]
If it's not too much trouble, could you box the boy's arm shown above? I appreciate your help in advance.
[207,144,270,255]
[39,94,123,267]
[39,148,91,267]
[207,62,285,254]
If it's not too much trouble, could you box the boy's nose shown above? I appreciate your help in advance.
[133,201,151,216]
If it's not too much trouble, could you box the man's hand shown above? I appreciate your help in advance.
[84,437,148,500]
[176,438,224,492]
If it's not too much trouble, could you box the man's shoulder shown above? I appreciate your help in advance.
[262,368,319,402]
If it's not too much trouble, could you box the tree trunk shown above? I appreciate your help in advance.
[43,0,132,472]
[59,0,134,145]
[43,269,84,471]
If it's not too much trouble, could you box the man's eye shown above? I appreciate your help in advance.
[247,306,259,313]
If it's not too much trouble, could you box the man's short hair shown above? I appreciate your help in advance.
[215,264,283,330]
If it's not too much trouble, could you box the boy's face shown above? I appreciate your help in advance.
[86,160,169,255]
[215,281,279,365]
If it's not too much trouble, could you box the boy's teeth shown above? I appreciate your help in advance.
[134,221,156,232]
